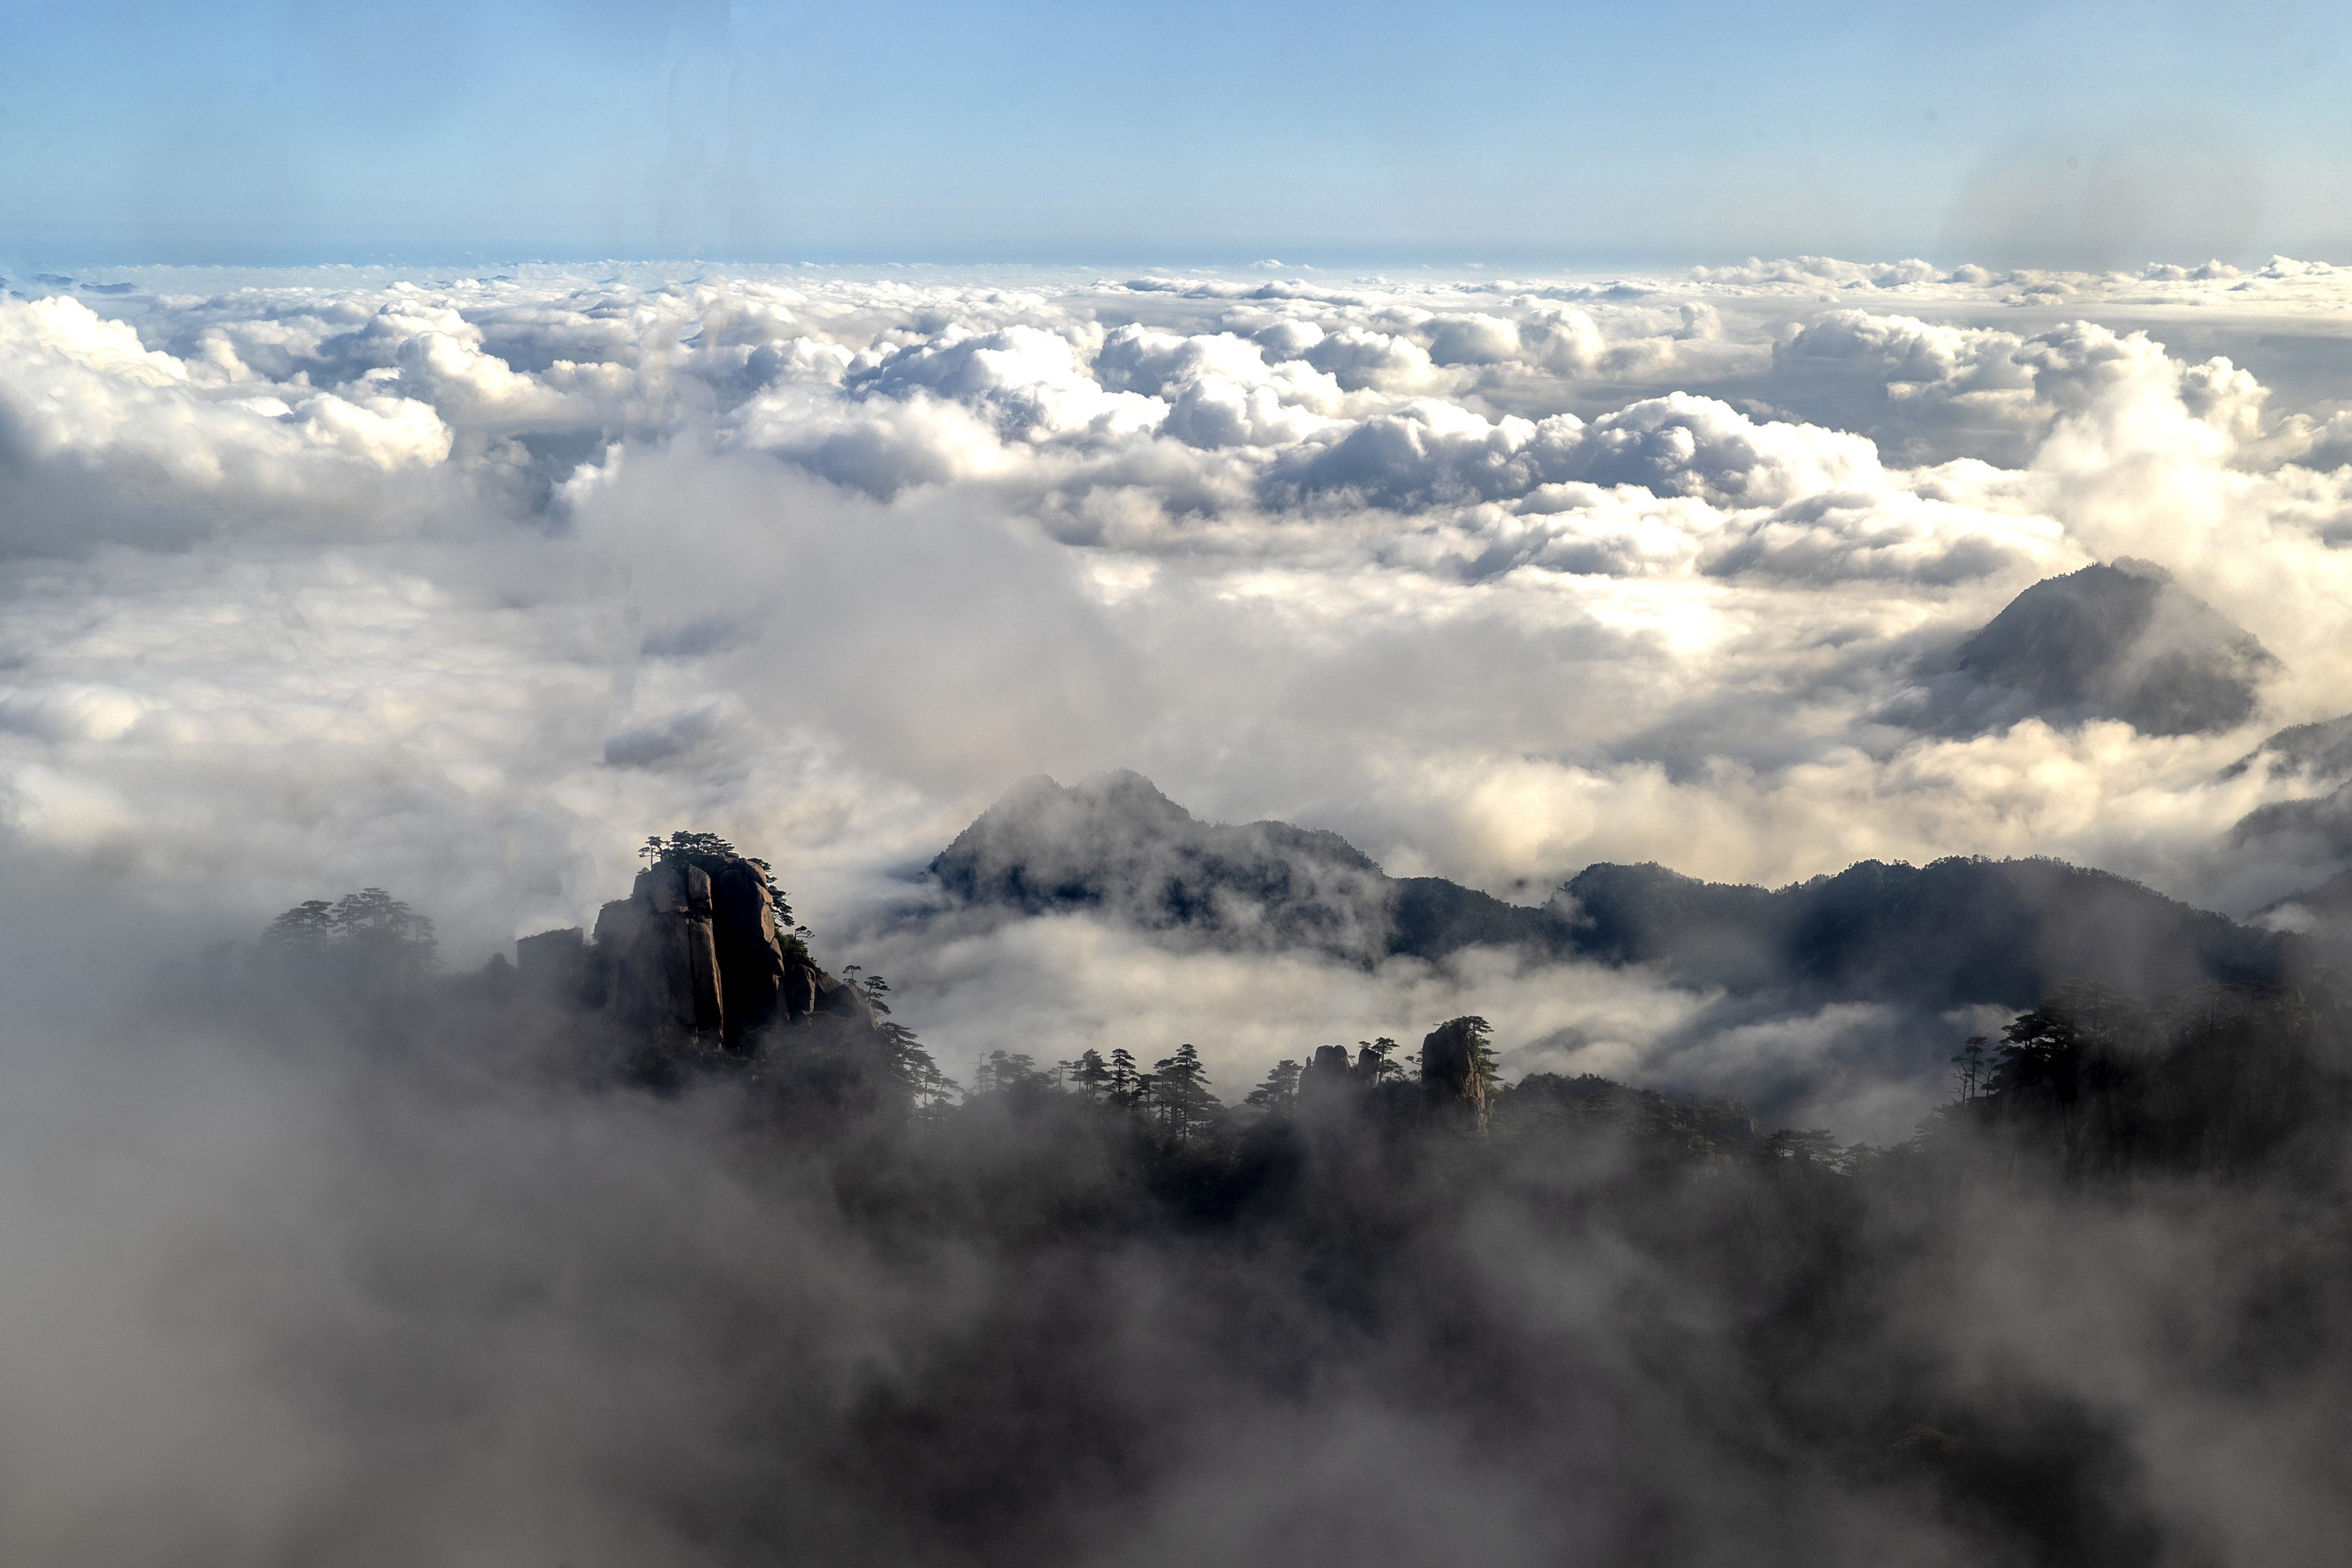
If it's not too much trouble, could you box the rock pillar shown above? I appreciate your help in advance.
[1419,1017,1491,1127]
[588,851,821,1048]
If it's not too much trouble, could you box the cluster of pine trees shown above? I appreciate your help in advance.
[243,855,2352,1194]
[263,887,439,964]
[953,1043,1221,1142]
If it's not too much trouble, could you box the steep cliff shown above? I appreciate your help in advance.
[519,843,875,1051]
[1419,1016,1494,1127]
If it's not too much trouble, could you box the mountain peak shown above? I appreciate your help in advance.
[927,776,2294,1009]
[929,770,1390,945]
[1904,561,2278,737]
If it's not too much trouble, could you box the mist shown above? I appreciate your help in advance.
[6,243,2352,1562]
[3,902,2346,1567]
[9,258,2352,1104]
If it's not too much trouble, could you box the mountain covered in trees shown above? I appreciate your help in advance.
[927,770,2302,1010]
[1891,559,2280,738]
[163,825,2352,1568]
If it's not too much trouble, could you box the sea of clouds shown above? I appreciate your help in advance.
[8,252,2352,1133]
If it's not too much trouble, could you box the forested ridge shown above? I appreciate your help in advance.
[152,839,2352,1568]
[928,771,2309,1012]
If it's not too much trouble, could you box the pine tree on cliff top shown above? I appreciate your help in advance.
[639,830,793,925]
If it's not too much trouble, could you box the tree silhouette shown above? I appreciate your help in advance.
[879,1018,956,1110]
[1951,1036,1991,1102]
[1450,1016,1499,1093]
[263,889,437,972]
[639,830,794,924]
[1108,1047,1141,1107]
[263,899,335,955]
[1245,1058,1302,1113]
[1063,1049,1113,1097]
[842,966,893,1016]
[1151,1043,1220,1143]
[329,888,437,963]
[1988,981,2147,1173]
[1764,1128,1844,1168]
[971,1050,1045,1098]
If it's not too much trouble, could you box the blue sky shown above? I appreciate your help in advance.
[1,0,2346,268]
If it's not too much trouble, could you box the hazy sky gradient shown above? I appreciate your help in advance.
[3,0,2347,267]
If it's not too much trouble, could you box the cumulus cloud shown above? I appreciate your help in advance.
[1270,393,1885,516]
[6,256,2352,1136]
[0,294,456,552]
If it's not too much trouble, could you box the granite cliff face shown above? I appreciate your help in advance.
[1418,1017,1492,1126]
[1288,1024,1493,1124]
[518,849,874,1051]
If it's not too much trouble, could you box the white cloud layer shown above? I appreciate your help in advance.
[8,255,2352,1136]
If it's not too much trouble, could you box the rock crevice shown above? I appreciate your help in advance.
[527,850,873,1049]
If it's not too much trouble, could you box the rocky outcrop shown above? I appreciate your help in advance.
[710,858,787,1034]
[1419,1017,1491,1126]
[593,862,721,1036]
[1297,1043,1359,1103]
[583,852,854,1049]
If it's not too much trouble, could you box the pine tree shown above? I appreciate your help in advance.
[1108,1047,1141,1107]
[329,888,435,956]
[263,889,437,974]
[1151,1043,1221,1143]
[907,1056,960,1116]
[972,1050,1042,1097]
[263,900,335,955]
[1460,1016,1499,1093]
[878,1016,957,1113]
[1245,1059,1302,1113]
[639,829,793,924]
[1950,1036,1990,1102]
[1064,1049,1113,1096]
[842,966,892,1016]
[1764,1129,1847,1170]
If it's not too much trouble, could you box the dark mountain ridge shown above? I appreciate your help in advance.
[930,770,2300,1012]
[157,825,2352,1568]
[1893,559,2279,738]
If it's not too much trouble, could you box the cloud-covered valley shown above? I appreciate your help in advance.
[10,254,2352,1135]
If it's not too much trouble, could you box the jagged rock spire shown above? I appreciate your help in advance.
[1296,1043,1358,1104]
[1419,1017,1492,1127]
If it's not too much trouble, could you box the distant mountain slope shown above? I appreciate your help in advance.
[930,772,2297,1009]
[928,771,1397,954]
[2223,712,2352,784]
[1563,856,2287,1007]
[1895,560,2278,737]
[2219,712,2352,931]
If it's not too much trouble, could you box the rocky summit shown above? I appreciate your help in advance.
[518,844,876,1051]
